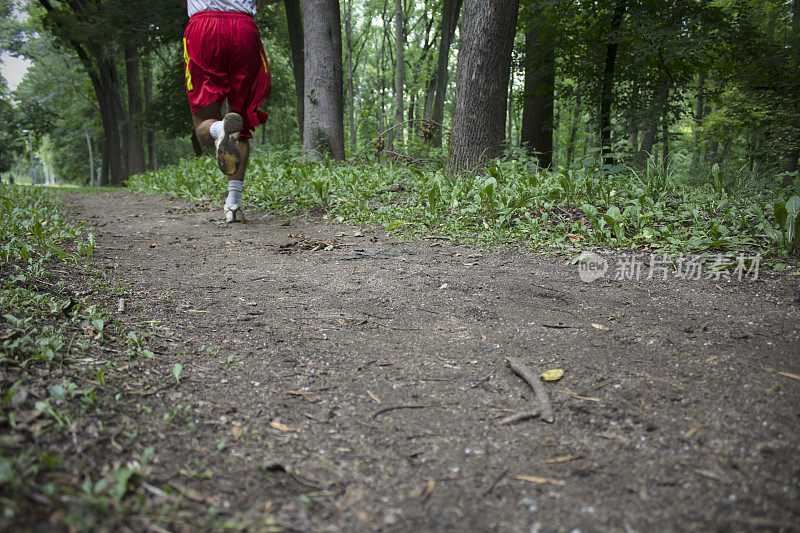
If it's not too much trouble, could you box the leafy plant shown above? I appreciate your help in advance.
[774,195,800,254]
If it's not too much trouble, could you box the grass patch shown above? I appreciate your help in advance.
[128,150,799,262]
[0,184,233,530]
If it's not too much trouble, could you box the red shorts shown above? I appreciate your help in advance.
[183,10,271,139]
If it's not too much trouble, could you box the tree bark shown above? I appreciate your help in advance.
[393,0,405,147]
[599,0,626,165]
[302,0,345,160]
[428,0,463,147]
[84,125,94,186]
[344,0,356,147]
[521,24,555,168]
[784,0,800,181]
[285,0,305,143]
[566,89,581,167]
[689,74,705,176]
[637,84,668,168]
[124,44,146,176]
[447,0,519,174]
[142,57,157,170]
[97,55,126,186]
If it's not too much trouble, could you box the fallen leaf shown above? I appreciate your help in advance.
[269,419,298,432]
[231,424,243,439]
[542,454,584,464]
[410,479,436,500]
[149,243,158,248]
[694,469,724,482]
[540,369,565,382]
[514,475,566,486]
[684,425,703,438]
[439,283,449,290]
[591,323,609,331]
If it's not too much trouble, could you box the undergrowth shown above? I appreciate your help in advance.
[0,184,220,530]
[128,149,799,264]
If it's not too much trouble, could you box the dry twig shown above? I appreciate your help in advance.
[506,357,555,423]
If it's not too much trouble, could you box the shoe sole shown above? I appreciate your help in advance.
[217,113,243,176]
[225,205,245,223]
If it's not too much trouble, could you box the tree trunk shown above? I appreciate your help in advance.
[97,60,125,186]
[285,0,305,144]
[376,14,386,142]
[784,0,800,182]
[521,24,555,168]
[447,0,519,174]
[393,0,405,148]
[302,0,345,161]
[101,139,109,186]
[142,57,157,170]
[661,118,669,173]
[637,84,668,168]
[84,125,94,186]
[599,0,626,165]
[344,0,356,147]
[124,45,146,177]
[689,74,705,176]
[428,0,463,147]
[507,68,514,143]
[565,89,581,166]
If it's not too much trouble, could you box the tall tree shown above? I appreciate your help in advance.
[344,0,356,146]
[285,0,304,143]
[598,0,626,164]
[124,44,145,176]
[392,0,405,147]
[302,0,345,160]
[142,57,157,170]
[425,0,462,147]
[448,0,519,174]
[37,0,127,185]
[520,4,555,168]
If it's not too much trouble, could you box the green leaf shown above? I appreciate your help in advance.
[172,363,183,384]
[605,205,622,222]
[774,201,788,230]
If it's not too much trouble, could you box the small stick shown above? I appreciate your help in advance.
[497,410,540,426]
[481,469,508,497]
[506,357,554,423]
[371,403,452,420]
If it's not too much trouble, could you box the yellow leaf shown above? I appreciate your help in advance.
[591,323,609,330]
[540,369,564,382]
[514,475,566,486]
[269,420,297,432]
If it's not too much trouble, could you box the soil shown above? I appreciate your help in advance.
[55,191,800,531]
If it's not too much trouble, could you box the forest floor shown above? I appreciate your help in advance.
[16,190,800,531]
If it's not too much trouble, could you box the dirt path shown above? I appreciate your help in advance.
[63,191,800,532]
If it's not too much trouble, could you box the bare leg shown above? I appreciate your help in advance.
[230,138,250,182]
[192,101,222,146]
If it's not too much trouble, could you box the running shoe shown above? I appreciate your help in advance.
[215,113,243,175]
[224,203,245,223]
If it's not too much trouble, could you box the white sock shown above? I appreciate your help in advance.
[226,180,243,208]
[209,120,224,141]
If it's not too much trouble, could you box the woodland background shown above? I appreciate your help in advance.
[0,0,797,189]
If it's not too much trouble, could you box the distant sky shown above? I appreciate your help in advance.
[2,2,31,91]
[0,52,30,91]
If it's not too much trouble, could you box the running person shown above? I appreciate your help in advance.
[177,0,280,222]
